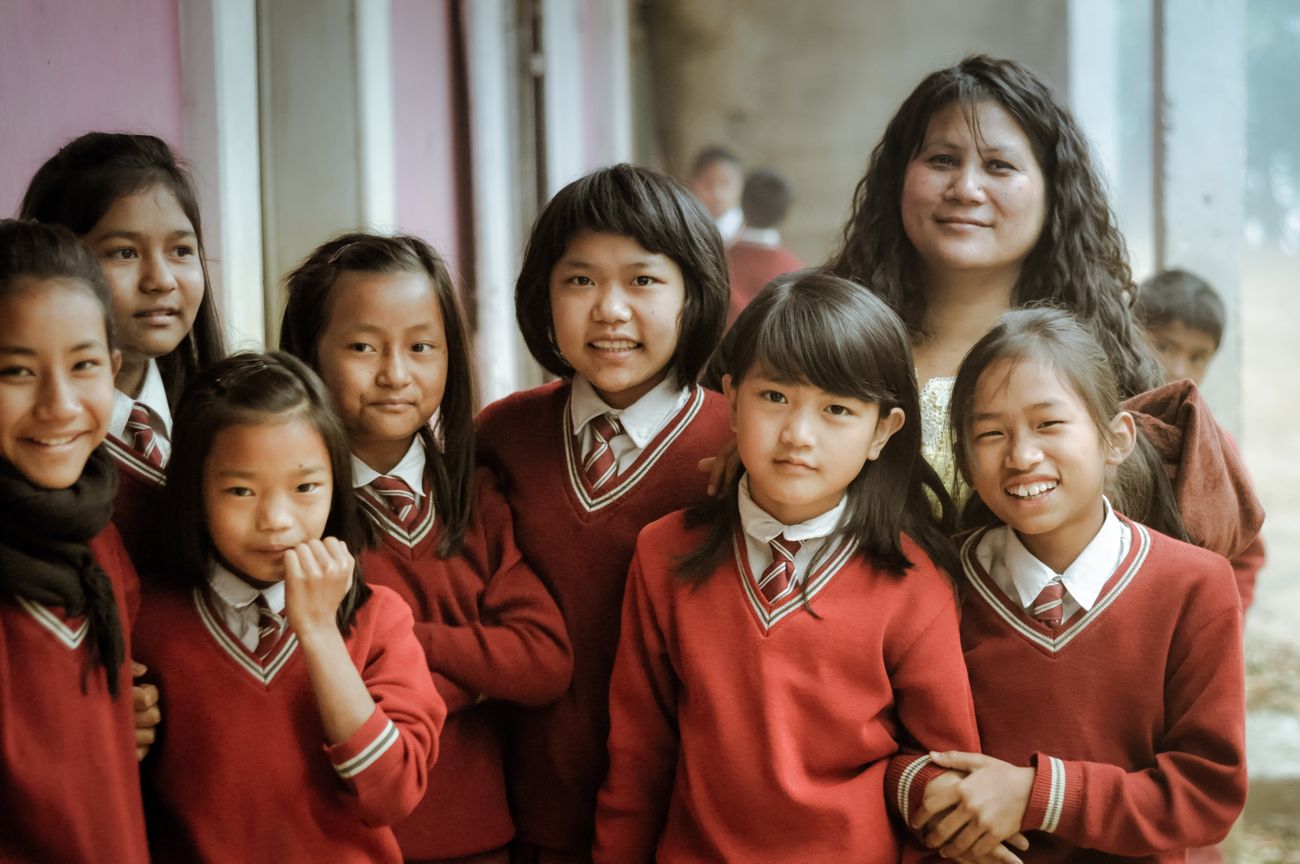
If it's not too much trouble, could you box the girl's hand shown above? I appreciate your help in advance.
[131,661,160,761]
[283,537,354,643]
[915,752,1034,860]
[697,437,740,497]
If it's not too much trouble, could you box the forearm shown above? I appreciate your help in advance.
[299,626,376,745]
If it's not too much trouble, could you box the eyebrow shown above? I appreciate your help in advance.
[92,229,197,242]
[971,400,1064,422]
[0,341,105,356]
[216,464,329,479]
[558,257,667,269]
[924,138,1022,157]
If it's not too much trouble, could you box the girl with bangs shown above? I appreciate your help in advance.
[594,274,997,864]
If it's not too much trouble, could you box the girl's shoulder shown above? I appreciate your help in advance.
[475,379,570,430]
[1118,514,1238,606]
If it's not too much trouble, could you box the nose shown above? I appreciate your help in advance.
[377,346,412,387]
[592,284,632,323]
[256,490,295,533]
[779,407,816,448]
[140,248,179,294]
[34,369,81,423]
[946,162,987,204]
[1005,431,1044,471]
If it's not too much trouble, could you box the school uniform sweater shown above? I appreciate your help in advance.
[358,466,573,860]
[898,517,1246,862]
[104,432,168,579]
[133,581,445,864]
[593,512,979,864]
[475,380,732,856]
[0,524,148,864]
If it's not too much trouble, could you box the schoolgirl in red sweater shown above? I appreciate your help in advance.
[904,309,1247,862]
[0,220,148,862]
[593,273,982,864]
[475,164,733,861]
[279,232,573,863]
[132,352,444,863]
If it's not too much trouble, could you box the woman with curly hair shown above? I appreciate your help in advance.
[823,55,1163,494]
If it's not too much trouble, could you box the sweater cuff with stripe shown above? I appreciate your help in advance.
[1024,753,1083,834]
[885,754,948,823]
[325,706,399,780]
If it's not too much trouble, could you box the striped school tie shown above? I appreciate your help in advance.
[758,535,802,604]
[253,595,286,659]
[126,402,165,468]
[580,413,622,490]
[1031,578,1066,629]
[369,476,419,530]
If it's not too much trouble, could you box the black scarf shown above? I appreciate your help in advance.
[0,446,123,696]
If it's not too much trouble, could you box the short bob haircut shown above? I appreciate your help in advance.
[826,55,1163,400]
[949,307,1186,540]
[19,132,226,405]
[0,219,114,348]
[678,271,960,585]
[165,352,372,631]
[514,163,729,390]
[279,232,476,557]
[1135,269,1225,349]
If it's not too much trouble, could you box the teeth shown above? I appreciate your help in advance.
[1008,481,1057,498]
[34,435,76,446]
[593,340,637,350]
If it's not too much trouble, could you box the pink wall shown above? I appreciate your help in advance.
[390,0,462,275]
[0,0,184,216]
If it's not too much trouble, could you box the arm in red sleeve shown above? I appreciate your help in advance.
[416,472,573,706]
[327,591,446,827]
[1021,601,1246,853]
[885,569,981,827]
[1229,533,1264,612]
[593,546,679,864]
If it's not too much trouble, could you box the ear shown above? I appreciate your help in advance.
[721,374,739,432]
[111,349,123,378]
[1105,411,1137,465]
[866,407,906,461]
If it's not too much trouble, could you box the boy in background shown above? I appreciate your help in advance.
[726,168,804,324]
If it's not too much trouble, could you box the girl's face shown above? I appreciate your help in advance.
[82,185,204,376]
[0,279,116,489]
[549,230,686,409]
[966,358,1133,571]
[202,415,333,586]
[315,270,447,473]
[725,368,903,525]
[901,100,1047,288]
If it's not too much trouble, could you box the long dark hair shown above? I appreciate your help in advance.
[678,272,960,583]
[165,352,371,631]
[18,132,227,404]
[279,232,476,557]
[826,55,1162,399]
[949,307,1186,540]
[514,163,729,388]
[0,219,114,345]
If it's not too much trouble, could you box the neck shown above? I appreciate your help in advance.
[354,435,416,476]
[920,267,1017,341]
[116,354,149,398]
[1016,498,1108,575]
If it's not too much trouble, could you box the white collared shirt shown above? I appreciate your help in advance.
[570,375,690,472]
[352,436,428,500]
[717,207,743,245]
[207,561,287,652]
[109,359,173,460]
[734,226,782,248]
[976,498,1130,622]
[737,475,847,587]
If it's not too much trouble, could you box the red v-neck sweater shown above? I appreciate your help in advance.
[594,511,978,863]
[899,518,1246,862]
[475,380,732,856]
[133,582,445,864]
[0,524,148,863]
[359,467,573,860]
[104,433,168,581]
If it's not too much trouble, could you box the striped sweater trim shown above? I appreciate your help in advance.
[16,597,89,649]
[563,386,705,513]
[193,586,298,685]
[733,530,856,633]
[1040,755,1066,832]
[334,719,399,779]
[959,522,1151,653]
[104,434,166,486]
[354,486,437,549]
[896,755,933,819]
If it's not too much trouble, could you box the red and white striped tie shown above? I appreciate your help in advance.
[758,535,802,603]
[369,476,419,530]
[580,413,622,490]
[253,594,285,659]
[1031,578,1066,629]
[126,402,164,468]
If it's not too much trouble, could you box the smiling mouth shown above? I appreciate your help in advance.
[27,433,84,447]
[135,308,180,320]
[590,339,640,352]
[1006,481,1057,499]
